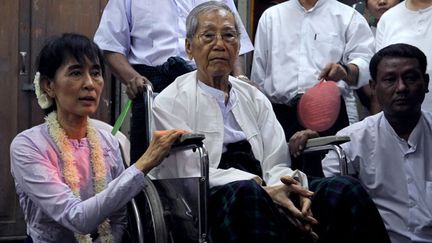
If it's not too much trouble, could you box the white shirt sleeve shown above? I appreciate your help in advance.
[342,11,375,88]
[250,11,269,89]
[223,0,254,55]
[94,0,131,55]
[375,16,386,52]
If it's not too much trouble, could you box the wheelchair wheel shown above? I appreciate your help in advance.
[140,176,169,243]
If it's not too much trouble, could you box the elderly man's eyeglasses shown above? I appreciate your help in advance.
[196,31,239,44]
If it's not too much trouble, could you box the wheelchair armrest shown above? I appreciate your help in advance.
[171,133,205,149]
[303,136,350,176]
[168,133,209,181]
[305,135,350,149]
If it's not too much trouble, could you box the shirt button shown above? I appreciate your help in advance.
[407,177,413,183]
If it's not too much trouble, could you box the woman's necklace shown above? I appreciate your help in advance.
[46,112,114,243]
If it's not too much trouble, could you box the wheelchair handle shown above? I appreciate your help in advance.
[143,84,153,149]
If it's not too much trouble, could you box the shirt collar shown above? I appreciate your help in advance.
[382,112,424,149]
[295,0,328,12]
[197,80,236,108]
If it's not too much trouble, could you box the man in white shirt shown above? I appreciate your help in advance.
[251,0,374,143]
[321,43,432,242]
[375,0,432,112]
[93,0,254,163]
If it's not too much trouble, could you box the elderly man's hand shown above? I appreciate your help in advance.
[289,129,319,158]
[126,75,153,99]
[263,176,318,241]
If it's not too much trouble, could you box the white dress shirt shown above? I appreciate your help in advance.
[150,71,308,188]
[94,0,254,66]
[375,1,432,112]
[10,124,147,243]
[322,112,432,242]
[251,0,374,106]
[197,81,247,150]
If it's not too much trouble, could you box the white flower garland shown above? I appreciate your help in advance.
[34,72,53,109]
[46,112,114,243]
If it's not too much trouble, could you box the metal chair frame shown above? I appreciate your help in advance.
[302,136,350,175]
[142,85,209,243]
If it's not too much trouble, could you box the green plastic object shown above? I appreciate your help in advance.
[111,99,132,135]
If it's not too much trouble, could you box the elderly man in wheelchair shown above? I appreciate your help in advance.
[148,2,390,242]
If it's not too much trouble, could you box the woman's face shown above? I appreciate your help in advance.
[44,57,104,119]
[367,0,399,20]
[186,9,240,82]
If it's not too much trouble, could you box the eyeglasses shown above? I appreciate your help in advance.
[196,30,239,44]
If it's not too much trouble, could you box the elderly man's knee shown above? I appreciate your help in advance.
[310,175,370,207]
[225,180,265,197]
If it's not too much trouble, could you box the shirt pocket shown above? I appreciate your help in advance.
[312,32,344,66]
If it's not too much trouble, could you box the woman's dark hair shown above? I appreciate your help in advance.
[370,43,427,81]
[36,33,105,79]
[36,33,105,114]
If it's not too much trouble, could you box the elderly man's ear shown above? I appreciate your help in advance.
[425,74,430,93]
[185,39,193,60]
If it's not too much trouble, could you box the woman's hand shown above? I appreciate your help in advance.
[289,129,319,158]
[263,176,319,241]
[134,129,188,173]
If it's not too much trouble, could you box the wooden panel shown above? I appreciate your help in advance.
[0,0,111,240]
[29,0,112,125]
[0,0,27,240]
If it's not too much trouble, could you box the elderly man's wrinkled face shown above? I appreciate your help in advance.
[186,9,240,81]
[371,57,429,118]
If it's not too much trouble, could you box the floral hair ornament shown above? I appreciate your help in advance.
[33,72,53,109]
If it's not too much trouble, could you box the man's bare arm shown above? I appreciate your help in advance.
[104,51,151,99]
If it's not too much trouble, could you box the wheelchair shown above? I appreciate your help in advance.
[92,85,350,243]
[91,84,210,243]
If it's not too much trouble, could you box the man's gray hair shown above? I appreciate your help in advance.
[186,1,241,40]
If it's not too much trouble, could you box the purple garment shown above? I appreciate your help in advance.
[10,123,146,243]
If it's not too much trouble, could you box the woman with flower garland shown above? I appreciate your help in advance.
[10,33,186,243]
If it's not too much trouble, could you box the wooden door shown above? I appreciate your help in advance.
[0,1,26,239]
[0,0,109,239]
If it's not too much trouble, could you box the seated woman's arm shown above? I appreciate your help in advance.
[10,132,146,234]
[10,128,184,235]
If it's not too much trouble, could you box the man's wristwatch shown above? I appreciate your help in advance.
[235,74,249,80]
